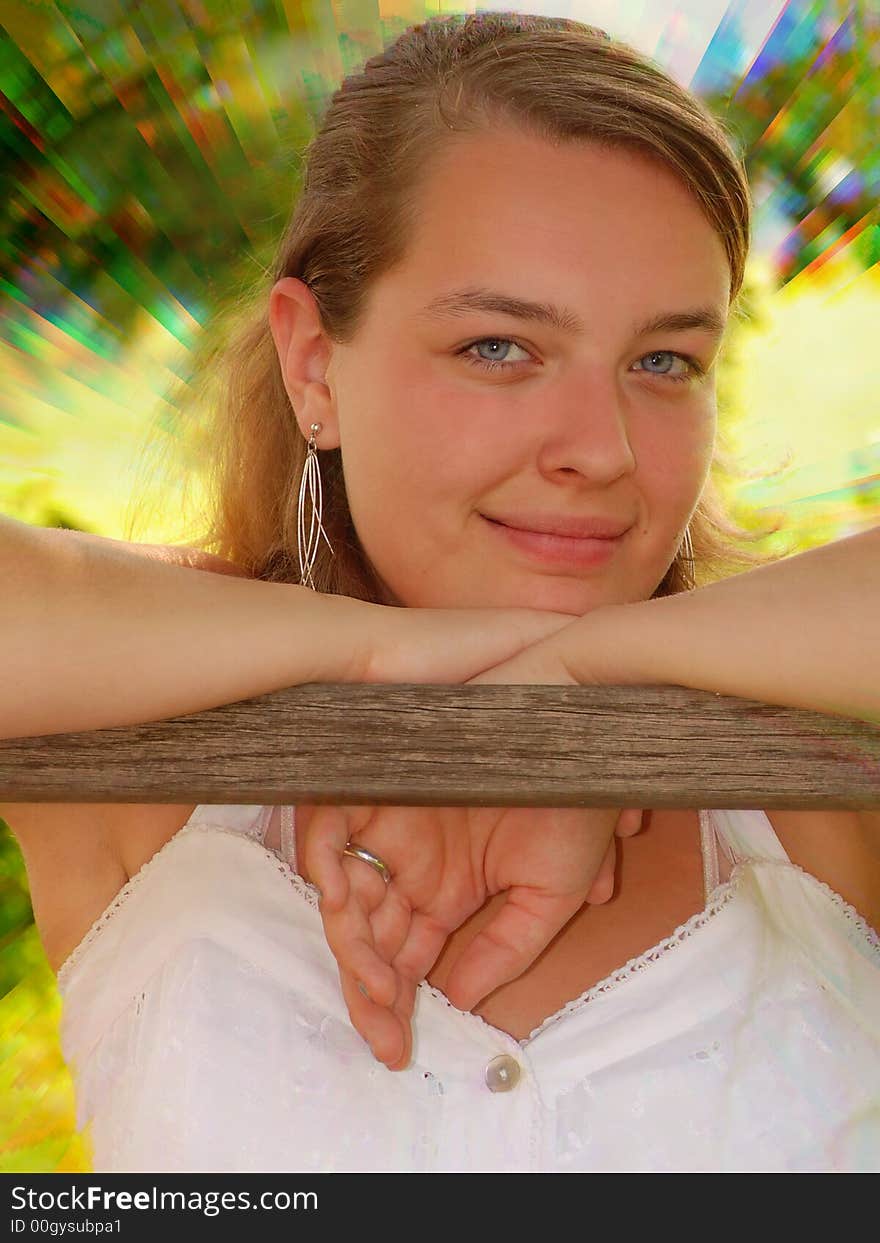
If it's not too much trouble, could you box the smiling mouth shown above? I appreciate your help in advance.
[481,515,627,568]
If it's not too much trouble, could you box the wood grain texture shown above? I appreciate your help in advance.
[1,685,878,808]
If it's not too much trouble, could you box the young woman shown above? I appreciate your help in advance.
[2,13,878,1173]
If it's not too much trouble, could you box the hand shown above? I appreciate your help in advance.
[463,624,584,687]
[363,603,578,683]
[299,800,643,1071]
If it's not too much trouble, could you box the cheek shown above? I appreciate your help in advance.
[354,355,455,462]
[337,403,463,562]
[361,370,512,506]
[639,401,715,489]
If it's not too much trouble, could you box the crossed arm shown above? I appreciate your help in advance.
[3,515,878,1067]
[10,515,876,730]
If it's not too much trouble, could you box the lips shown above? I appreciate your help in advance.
[481,512,629,569]
[483,512,632,540]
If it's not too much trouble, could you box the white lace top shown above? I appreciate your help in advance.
[57,805,880,1173]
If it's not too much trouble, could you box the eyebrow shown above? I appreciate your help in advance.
[418,288,727,340]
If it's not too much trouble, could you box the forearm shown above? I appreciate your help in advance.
[0,515,374,739]
[565,526,880,725]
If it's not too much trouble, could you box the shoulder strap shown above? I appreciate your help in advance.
[280,805,298,870]
[709,807,791,864]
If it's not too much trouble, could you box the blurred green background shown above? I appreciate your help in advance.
[1,0,878,1171]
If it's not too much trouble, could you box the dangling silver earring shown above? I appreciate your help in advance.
[297,422,334,590]
[679,524,695,590]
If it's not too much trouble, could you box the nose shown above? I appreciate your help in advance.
[534,368,636,485]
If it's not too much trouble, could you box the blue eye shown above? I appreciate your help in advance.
[632,351,698,382]
[458,338,531,373]
[457,337,703,383]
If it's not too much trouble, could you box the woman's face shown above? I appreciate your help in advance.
[276,128,732,613]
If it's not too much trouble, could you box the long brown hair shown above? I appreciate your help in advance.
[128,12,789,598]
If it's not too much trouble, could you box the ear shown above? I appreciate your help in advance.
[268,277,341,450]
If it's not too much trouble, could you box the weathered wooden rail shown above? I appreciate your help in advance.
[1,684,878,808]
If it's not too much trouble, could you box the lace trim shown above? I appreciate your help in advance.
[56,820,321,990]
[58,819,879,1050]
[519,858,880,1048]
[745,856,880,957]
[405,873,745,1053]
[57,805,716,993]
[521,869,745,1046]
[67,819,731,1070]
[308,810,732,1053]
[415,977,527,1050]
[57,823,190,989]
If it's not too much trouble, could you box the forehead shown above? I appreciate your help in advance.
[372,128,731,323]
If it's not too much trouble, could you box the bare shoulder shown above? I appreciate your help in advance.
[763,807,880,930]
[2,801,197,974]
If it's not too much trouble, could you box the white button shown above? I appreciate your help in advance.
[485,1053,521,1093]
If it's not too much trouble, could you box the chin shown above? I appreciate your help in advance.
[487,580,615,616]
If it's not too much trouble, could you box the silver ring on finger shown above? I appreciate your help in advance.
[342,842,392,885]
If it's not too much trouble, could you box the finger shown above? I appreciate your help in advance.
[615,807,644,838]
[339,967,410,1069]
[391,909,454,986]
[387,976,418,1071]
[352,882,414,1009]
[304,804,354,911]
[358,897,442,1033]
[443,888,586,1014]
[339,849,407,1001]
[367,887,412,982]
[340,965,416,1071]
[585,836,616,904]
[321,887,399,1009]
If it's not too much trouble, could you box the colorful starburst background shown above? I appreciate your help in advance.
[1,0,878,1171]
